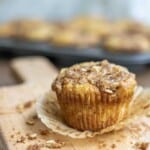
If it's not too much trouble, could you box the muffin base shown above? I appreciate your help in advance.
[56,84,133,131]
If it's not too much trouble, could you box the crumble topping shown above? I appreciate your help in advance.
[52,60,136,93]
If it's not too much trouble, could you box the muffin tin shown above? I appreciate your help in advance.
[0,37,150,70]
[1,18,150,53]
[0,18,150,70]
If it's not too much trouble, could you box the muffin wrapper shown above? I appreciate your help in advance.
[36,87,150,138]
[56,85,134,131]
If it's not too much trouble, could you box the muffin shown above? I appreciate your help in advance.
[52,29,77,46]
[103,34,150,53]
[113,20,149,35]
[67,17,112,37]
[0,21,19,38]
[52,29,100,47]
[14,20,57,42]
[53,61,137,131]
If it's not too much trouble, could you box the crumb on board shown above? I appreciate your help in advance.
[16,100,35,113]
[16,136,26,143]
[32,114,38,119]
[102,143,106,147]
[15,133,38,144]
[130,141,134,145]
[10,134,14,139]
[39,129,49,136]
[26,119,35,125]
[27,133,37,140]
[27,144,43,150]
[23,100,35,108]
[111,144,116,149]
[46,139,65,149]
[143,104,150,109]
[12,127,65,149]
[135,142,149,150]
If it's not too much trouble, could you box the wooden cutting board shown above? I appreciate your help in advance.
[0,56,149,150]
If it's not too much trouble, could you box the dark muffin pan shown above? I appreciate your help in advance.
[0,38,150,71]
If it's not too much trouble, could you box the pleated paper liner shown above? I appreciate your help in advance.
[36,87,150,139]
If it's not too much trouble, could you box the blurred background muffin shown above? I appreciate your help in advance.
[102,34,150,53]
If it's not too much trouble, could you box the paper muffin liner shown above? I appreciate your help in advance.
[36,86,150,138]
[54,84,136,131]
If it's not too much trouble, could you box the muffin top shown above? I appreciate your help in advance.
[52,60,136,94]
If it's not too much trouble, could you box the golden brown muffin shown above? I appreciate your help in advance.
[113,20,148,34]
[0,21,19,38]
[103,34,150,53]
[14,20,57,41]
[52,29,100,47]
[52,29,77,46]
[52,60,137,131]
[22,24,57,42]
[0,20,57,41]
[67,17,112,37]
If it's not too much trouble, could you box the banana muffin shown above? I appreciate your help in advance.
[52,60,137,131]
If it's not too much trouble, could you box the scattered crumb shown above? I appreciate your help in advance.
[98,140,106,148]
[16,104,24,113]
[39,129,49,136]
[143,104,150,109]
[32,114,38,119]
[26,119,35,125]
[27,133,37,140]
[102,143,106,147]
[24,100,35,108]
[16,136,25,143]
[10,134,14,139]
[16,100,35,113]
[27,144,42,150]
[111,144,116,149]
[130,141,134,145]
[135,142,149,150]
[46,139,65,149]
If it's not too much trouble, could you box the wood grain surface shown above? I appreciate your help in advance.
[0,56,149,150]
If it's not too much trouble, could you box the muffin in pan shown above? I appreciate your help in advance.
[15,20,57,42]
[52,60,137,131]
[0,21,20,38]
[52,29,100,47]
[0,20,57,41]
[67,17,112,37]
[103,34,150,53]
[113,20,150,35]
